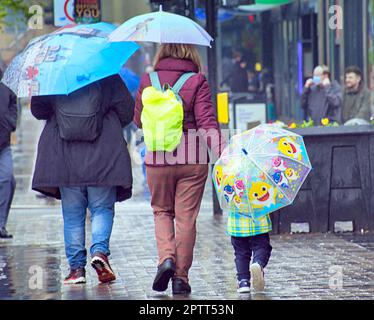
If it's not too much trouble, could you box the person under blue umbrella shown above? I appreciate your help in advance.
[31,73,134,285]
[20,23,139,285]
[0,67,17,239]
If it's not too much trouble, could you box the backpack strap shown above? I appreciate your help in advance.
[172,72,196,95]
[149,72,162,91]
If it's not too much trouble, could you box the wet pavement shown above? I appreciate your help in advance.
[1,206,374,300]
[1,106,373,300]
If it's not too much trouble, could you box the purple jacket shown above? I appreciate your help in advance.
[134,57,226,166]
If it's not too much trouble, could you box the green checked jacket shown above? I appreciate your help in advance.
[227,210,272,237]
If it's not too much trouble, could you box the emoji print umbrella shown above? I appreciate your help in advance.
[213,124,312,219]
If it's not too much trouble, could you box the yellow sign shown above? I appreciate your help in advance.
[217,92,229,124]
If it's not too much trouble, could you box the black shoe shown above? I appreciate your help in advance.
[152,258,176,292]
[0,228,13,239]
[172,278,191,295]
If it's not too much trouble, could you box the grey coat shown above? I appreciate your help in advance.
[301,81,343,124]
[30,75,134,202]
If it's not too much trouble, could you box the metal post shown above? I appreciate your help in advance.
[205,0,222,215]
[362,0,368,85]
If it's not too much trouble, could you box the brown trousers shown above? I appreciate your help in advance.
[146,164,209,283]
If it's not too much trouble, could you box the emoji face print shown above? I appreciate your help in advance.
[233,195,242,209]
[285,168,299,182]
[223,176,235,203]
[272,156,287,171]
[272,171,289,189]
[249,181,277,209]
[278,137,302,161]
[215,165,223,187]
[234,179,245,197]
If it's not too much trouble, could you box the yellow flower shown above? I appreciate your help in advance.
[321,118,330,126]
[288,123,297,129]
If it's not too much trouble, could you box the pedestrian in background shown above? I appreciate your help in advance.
[342,66,372,124]
[134,43,226,295]
[30,75,134,284]
[301,65,342,124]
[0,67,17,239]
[221,47,234,88]
[221,51,249,93]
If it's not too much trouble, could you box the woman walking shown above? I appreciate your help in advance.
[134,44,225,294]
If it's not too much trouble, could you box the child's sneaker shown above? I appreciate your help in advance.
[250,262,265,291]
[63,268,86,284]
[237,279,251,293]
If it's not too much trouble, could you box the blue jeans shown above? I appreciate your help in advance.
[0,147,16,229]
[60,186,116,270]
[231,233,272,281]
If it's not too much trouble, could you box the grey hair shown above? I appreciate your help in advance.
[313,66,324,75]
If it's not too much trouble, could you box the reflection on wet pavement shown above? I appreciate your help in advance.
[0,245,61,300]
[2,207,374,300]
[11,106,57,208]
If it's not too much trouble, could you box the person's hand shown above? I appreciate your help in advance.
[305,79,313,88]
[322,78,331,87]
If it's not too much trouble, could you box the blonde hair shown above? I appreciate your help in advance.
[153,43,203,72]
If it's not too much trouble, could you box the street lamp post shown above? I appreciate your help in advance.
[205,0,222,215]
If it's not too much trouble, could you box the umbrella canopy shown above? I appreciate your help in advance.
[108,7,213,47]
[213,124,312,219]
[119,67,140,98]
[2,22,139,98]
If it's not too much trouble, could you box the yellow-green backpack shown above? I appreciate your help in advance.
[141,71,196,152]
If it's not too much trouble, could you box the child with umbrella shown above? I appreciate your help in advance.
[213,125,312,293]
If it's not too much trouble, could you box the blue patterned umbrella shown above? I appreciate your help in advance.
[2,22,139,98]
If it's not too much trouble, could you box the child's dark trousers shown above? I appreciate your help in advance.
[231,233,272,281]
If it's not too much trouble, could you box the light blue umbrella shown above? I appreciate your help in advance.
[108,6,213,47]
[2,22,139,98]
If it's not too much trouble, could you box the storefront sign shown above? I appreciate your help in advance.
[74,0,101,24]
[53,0,101,26]
[54,0,74,27]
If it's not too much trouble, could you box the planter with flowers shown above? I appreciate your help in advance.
[269,118,374,235]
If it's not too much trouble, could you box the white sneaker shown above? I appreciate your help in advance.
[250,263,265,292]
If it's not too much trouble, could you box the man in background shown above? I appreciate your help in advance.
[342,66,371,123]
[0,67,18,239]
[301,65,342,124]
[221,51,249,93]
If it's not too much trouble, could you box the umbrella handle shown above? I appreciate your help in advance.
[242,148,248,155]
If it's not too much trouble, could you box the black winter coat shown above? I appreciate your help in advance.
[30,75,134,202]
[0,83,18,151]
